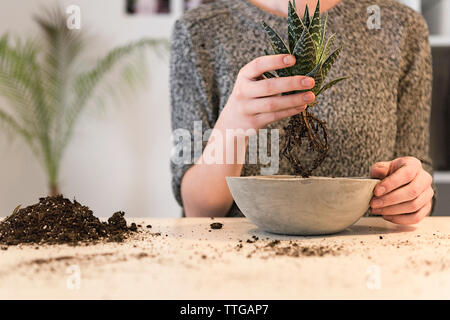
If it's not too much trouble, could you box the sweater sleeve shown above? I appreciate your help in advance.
[169,19,214,208]
[394,13,437,214]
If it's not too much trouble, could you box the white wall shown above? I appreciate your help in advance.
[397,0,421,12]
[422,0,450,36]
[0,0,182,217]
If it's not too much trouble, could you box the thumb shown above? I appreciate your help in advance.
[370,161,391,179]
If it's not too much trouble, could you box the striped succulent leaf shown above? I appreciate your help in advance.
[276,67,291,78]
[321,43,343,80]
[261,21,289,55]
[305,62,322,78]
[320,33,336,64]
[263,71,276,79]
[317,76,351,96]
[309,0,322,51]
[288,1,304,52]
[292,0,297,10]
[320,13,328,48]
[312,66,325,96]
[292,29,316,75]
[303,4,311,29]
[306,61,324,96]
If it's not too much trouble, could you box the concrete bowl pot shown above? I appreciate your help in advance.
[226,175,380,236]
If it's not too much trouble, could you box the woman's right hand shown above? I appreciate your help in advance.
[217,54,316,133]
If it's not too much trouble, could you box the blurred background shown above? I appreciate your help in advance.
[398,0,450,215]
[0,0,449,217]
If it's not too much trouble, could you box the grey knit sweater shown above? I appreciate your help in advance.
[169,0,435,217]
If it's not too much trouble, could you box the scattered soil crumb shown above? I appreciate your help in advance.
[0,196,135,246]
[210,222,223,230]
[267,240,280,247]
[270,242,342,257]
[238,239,344,258]
[136,252,148,259]
[30,255,75,265]
[25,252,116,267]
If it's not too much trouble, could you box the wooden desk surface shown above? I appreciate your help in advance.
[1,217,449,299]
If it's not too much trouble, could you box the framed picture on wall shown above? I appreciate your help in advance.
[184,0,215,11]
[126,0,171,14]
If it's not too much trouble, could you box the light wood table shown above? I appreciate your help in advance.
[1,217,449,299]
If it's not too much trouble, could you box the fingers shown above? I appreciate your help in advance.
[382,201,432,225]
[255,106,303,126]
[240,54,296,80]
[370,170,432,209]
[369,161,391,179]
[371,186,434,216]
[373,157,421,197]
[244,91,313,114]
[369,157,434,225]
[244,75,315,98]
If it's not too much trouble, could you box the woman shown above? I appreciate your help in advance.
[169,0,436,224]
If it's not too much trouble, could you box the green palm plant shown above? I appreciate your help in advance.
[262,0,350,177]
[0,7,168,195]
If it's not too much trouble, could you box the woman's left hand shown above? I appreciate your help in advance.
[369,156,434,225]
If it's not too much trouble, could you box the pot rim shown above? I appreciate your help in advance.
[226,175,380,182]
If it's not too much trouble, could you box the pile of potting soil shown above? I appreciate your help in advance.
[0,195,136,245]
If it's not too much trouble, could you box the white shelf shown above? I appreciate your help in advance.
[430,35,450,47]
[434,171,450,184]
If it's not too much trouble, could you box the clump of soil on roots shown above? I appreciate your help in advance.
[0,195,136,246]
[282,111,329,178]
